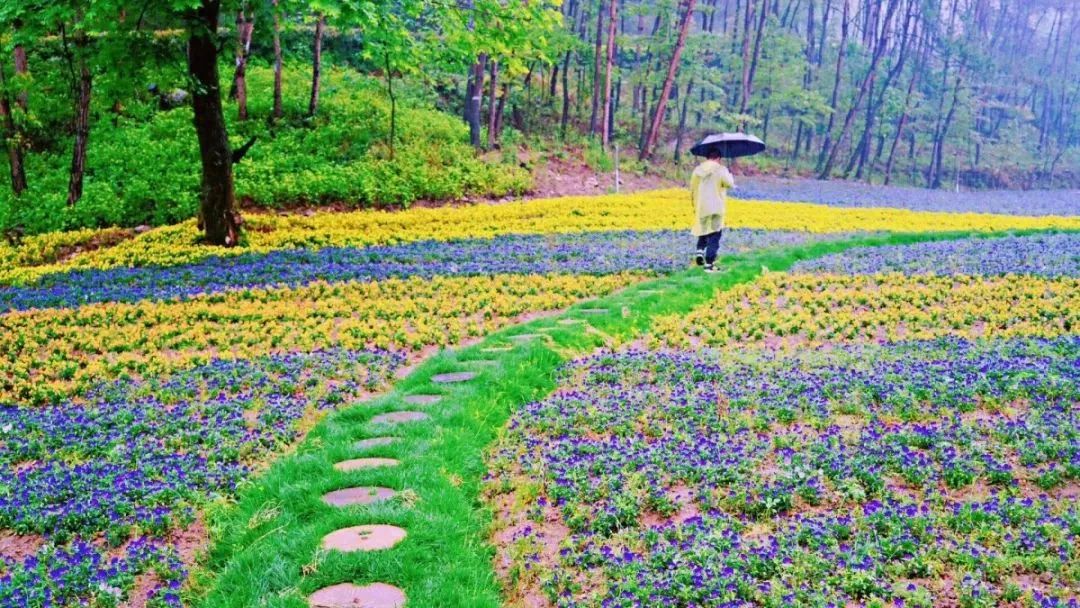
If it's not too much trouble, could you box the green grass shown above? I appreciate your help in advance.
[190,229,1050,608]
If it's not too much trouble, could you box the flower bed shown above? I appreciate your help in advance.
[653,273,1079,349]
[1,229,833,311]
[4,190,1077,284]
[793,233,1080,277]
[0,349,403,606]
[0,273,640,404]
[487,338,1080,607]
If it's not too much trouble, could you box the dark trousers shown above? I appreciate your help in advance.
[695,230,723,264]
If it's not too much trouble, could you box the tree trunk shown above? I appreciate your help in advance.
[817,0,848,172]
[12,45,28,112]
[560,50,572,138]
[307,13,325,117]
[641,0,698,160]
[601,0,618,147]
[384,53,396,159]
[231,8,255,120]
[189,0,240,246]
[0,65,26,195]
[271,0,283,120]
[883,63,918,185]
[741,0,769,117]
[467,54,488,148]
[495,83,510,141]
[817,0,897,179]
[589,0,605,136]
[673,78,694,162]
[931,76,962,189]
[67,45,92,207]
[487,60,499,149]
[738,0,755,114]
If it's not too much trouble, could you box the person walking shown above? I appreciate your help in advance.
[690,151,735,273]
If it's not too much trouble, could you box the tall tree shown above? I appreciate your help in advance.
[816,0,849,173]
[308,11,325,117]
[188,0,241,246]
[601,0,618,147]
[62,17,92,207]
[589,0,605,135]
[818,0,899,178]
[270,0,283,121]
[231,6,255,120]
[641,0,697,160]
[0,61,26,195]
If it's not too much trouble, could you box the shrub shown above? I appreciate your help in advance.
[0,64,531,235]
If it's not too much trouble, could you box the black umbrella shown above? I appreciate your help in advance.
[690,133,765,159]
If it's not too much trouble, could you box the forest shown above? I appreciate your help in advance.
[0,0,1077,242]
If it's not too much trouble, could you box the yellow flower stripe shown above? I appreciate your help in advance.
[3,190,1077,284]
[0,272,643,404]
[652,272,1079,349]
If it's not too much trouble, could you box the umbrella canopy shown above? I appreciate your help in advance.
[690,133,765,159]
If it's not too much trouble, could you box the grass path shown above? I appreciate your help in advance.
[190,229,1058,608]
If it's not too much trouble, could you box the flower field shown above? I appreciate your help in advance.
[0,190,1077,607]
[486,230,1080,607]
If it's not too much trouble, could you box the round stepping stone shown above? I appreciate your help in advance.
[580,308,609,314]
[508,333,542,342]
[468,359,498,366]
[402,394,441,405]
[308,582,406,608]
[321,525,407,552]
[354,437,397,451]
[334,458,400,472]
[370,411,429,425]
[639,289,661,294]
[481,346,513,352]
[322,486,396,507]
[557,318,584,325]
[431,371,477,383]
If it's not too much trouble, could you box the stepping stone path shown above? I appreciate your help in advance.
[308,583,406,608]
[321,525,407,552]
[402,394,441,405]
[322,486,396,507]
[431,371,477,383]
[370,411,429,425]
[334,458,399,471]
[354,437,397,451]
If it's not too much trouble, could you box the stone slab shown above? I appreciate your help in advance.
[370,411,430,425]
[354,437,397,451]
[321,487,396,507]
[334,458,400,472]
[431,371,477,383]
[402,394,442,405]
[321,525,407,552]
[308,582,406,608]
[508,333,543,342]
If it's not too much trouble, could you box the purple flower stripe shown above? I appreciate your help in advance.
[793,233,1080,276]
[732,177,1080,217]
[0,230,838,311]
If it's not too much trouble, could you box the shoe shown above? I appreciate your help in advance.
[704,264,718,273]
[694,250,705,266]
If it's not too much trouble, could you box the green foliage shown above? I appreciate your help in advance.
[0,65,530,234]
